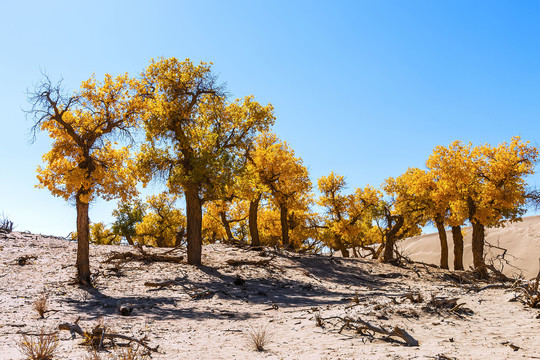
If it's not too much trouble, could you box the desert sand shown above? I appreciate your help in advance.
[400,215,540,280]
[0,222,539,360]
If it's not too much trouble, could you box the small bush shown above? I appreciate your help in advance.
[0,212,14,233]
[84,349,104,360]
[247,325,271,352]
[33,292,48,319]
[17,328,59,360]
[314,311,324,327]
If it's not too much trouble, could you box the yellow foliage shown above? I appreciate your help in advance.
[426,136,538,227]
[136,193,186,247]
[203,198,249,243]
[137,58,275,202]
[90,222,121,245]
[35,73,141,204]
[317,173,382,254]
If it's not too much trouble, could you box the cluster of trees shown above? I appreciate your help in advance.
[28,58,538,286]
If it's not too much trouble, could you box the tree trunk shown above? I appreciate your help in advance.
[467,196,486,277]
[185,187,203,265]
[219,211,234,242]
[279,203,290,248]
[451,225,464,270]
[125,235,134,246]
[335,235,350,257]
[435,220,449,269]
[76,195,92,286]
[249,195,261,247]
[381,215,404,263]
[471,221,487,277]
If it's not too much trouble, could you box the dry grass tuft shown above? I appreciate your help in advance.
[84,349,104,360]
[111,344,150,360]
[17,328,59,360]
[246,325,271,352]
[314,311,324,327]
[33,292,48,319]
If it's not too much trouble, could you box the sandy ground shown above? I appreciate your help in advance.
[0,229,539,360]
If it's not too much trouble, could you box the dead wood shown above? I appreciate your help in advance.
[17,255,38,266]
[58,319,158,352]
[104,245,184,264]
[190,290,215,299]
[403,292,423,303]
[511,261,540,308]
[501,341,521,351]
[322,316,418,346]
[467,283,512,292]
[428,297,459,308]
[144,280,178,288]
[226,255,276,267]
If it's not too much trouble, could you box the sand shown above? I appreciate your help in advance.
[400,215,540,280]
[0,226,539,360]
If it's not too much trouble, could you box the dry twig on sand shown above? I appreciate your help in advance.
[511,259,540,308]
[58,318,158,352]
[322,316,418,346]
[104,244,183,264]
[226,255,276,267]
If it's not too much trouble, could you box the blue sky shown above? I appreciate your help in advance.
[1,0,539,236]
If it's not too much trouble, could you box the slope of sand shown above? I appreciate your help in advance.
[0,231,539,359]
[400,215,540,279]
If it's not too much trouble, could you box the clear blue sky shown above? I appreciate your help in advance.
[1,0,539,236]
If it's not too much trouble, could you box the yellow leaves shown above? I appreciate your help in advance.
[136,193,186,247]
[36,73,141,204]
[250,132,312,208]
[139,57,275,201]
[426,136,538,227]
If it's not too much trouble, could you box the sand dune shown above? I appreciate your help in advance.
[400,215,540,279]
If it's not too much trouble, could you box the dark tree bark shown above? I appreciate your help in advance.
[467,196,487,277]
[248,195,261,247]
[381,215,404,263]
[185,187,203,265]
[219,211,234,242]
[279,203,290,248]
[335,235,350,257]
[471,221,487,277]
[451,225,464,270]
[435,220,449,269]
[76,193,91,286]
[124,235,135,246]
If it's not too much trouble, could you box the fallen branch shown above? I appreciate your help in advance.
[104,245,184,264]
[226,255,276,267]
[466,283,512,292]
[190,290,215,299]
[512,260,540,308]
[144,280,178,288]
[58,319,158,352]
[322,316,418,346]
